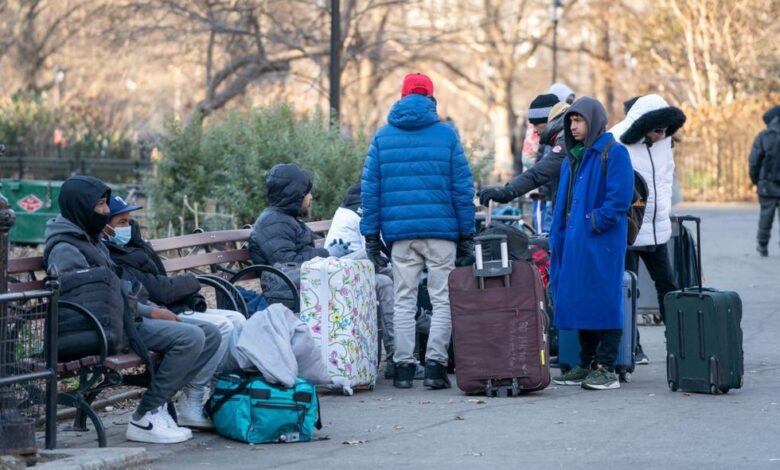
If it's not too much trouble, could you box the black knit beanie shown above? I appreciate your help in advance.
[528,93,560,124]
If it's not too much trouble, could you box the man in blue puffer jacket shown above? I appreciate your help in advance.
[361,72,476,390]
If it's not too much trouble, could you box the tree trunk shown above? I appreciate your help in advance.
[488,80,515,182]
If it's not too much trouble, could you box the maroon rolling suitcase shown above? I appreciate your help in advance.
[449,233,550,396]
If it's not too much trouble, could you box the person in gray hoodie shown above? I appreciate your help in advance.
[43,175,221,445]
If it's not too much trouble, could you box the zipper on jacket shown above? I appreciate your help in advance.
[645,143,658,245]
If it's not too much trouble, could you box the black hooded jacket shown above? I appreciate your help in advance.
[43,176,151,359]
[749,107,780,197]
[248,164,329,265]
[106,220,202,310]
[507,110,567,203]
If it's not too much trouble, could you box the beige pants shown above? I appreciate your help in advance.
[391,239,456,365]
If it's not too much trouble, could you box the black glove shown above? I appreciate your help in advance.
[455,234,475,267]
[479,186,517,206]
[365,236,389,268]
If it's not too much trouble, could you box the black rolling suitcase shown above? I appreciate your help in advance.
[664,216,744,394]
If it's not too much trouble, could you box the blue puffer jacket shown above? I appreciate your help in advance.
[360,94,476,243]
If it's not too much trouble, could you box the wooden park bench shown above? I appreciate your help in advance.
[5,219,332,447]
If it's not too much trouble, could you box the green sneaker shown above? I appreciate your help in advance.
[581,368,620,390]
[552,367,591,386]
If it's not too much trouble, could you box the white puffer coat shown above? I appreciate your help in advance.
[609,95,685,247]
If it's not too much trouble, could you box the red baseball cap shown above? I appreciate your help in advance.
[401,73,434,97]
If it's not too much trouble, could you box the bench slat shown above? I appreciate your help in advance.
[9,280,47,293]
[160,249,252,272]
[149,229,251,252]
[9,256,45,274]
[307,220,332,236]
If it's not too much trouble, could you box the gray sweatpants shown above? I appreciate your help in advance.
[391,239,456,366]
[135,318,221,415]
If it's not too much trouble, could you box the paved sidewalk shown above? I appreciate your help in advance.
[41,204,780,469]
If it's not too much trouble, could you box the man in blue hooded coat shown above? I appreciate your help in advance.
[549,97,634,391]
[360,72,475,390]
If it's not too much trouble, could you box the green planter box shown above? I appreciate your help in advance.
[0,179,130,245]
[1,179,63,245]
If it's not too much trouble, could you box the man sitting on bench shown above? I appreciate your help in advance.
[248,163,353,282]
[43,175,221,444]
[103,195,245,430]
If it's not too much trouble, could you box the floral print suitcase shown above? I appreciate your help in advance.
[299,257,378,390]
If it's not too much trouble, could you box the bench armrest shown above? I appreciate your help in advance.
[58,301,108,366]
[228,264,300,314]
[196,274,249,318]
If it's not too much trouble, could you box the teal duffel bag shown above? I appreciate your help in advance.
[206,372,322,444]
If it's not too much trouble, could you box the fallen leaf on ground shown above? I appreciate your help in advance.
[455,416,465,421]
[342,439,367,446]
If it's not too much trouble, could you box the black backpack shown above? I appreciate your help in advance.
[478,221,530,262]
[601,138,649,245]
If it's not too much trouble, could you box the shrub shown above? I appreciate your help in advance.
[147,105,369,235]
[0,92,134,159]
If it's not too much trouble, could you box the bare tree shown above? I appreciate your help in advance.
[104,0,334,120]
[396,0,557,181]
[2,0,94,93]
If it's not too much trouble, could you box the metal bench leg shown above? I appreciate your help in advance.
[77,399,107,447]
[58,392,107,447]
[73,390,100,431]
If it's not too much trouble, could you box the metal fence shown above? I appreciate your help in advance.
[0,156,151,184]
[0,283,59,453]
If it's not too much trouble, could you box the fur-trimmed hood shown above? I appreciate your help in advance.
[609,94,683,247]
[612,95,686,145]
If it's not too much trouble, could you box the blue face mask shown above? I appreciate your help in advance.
[109,226,132,246]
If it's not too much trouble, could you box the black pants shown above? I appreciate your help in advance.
[757,196,780,247]
[578,329,622,370]
[625,243,677,323]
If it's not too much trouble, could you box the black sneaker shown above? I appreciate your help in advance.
[757,244,769,257]
[384,361,396,380]
[423,360,451,389]
[393,363,416,389]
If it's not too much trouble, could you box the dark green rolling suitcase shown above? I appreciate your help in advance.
[664,216,744,394]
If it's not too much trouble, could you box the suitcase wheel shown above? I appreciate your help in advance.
[719,387,730,394]
[619,372,631,383]
[709,384,719,395]
[668,381,678,392]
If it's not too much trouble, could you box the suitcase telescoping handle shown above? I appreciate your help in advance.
[473,233,512,289]
[675,215,703,292]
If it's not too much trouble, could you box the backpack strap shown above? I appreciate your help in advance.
[600,136,617,175]
[205,374,253,418]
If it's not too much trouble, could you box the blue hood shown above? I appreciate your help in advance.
[388,94,440,130]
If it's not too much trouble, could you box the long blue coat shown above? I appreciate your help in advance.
[360,94,475,244]
[550,131,634,330]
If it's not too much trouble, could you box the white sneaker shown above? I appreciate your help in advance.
[159,404,194,438]
[126,408,191,444]
[176,390,215,431]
